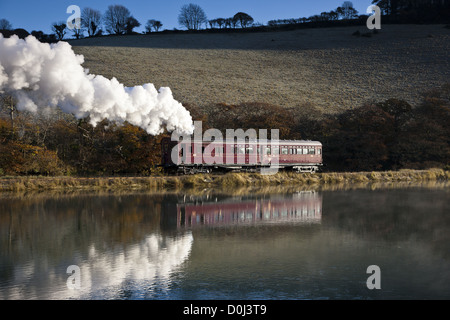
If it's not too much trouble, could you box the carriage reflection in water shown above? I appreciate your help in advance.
[175,191,322,229]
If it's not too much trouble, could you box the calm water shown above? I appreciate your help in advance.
[0,184,449,300]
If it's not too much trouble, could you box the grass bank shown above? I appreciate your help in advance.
[71,24,450,112]
[0,169,448,192]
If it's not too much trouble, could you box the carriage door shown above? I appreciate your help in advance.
[245,143,249,164]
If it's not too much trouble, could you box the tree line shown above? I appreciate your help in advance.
[49,5,145,41]
[2,0,448,42]
[268,1,358,26]
[1,84,449,176]
[0,3,258,42]
[268,0,450,28]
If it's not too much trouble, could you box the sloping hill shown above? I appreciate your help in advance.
[70,24,450,114]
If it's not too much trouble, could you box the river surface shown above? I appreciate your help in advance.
[0,183,449,300]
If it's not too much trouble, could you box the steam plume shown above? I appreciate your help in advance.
[0,34,194,135]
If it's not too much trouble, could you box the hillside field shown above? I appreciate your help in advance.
[69,24,450,115]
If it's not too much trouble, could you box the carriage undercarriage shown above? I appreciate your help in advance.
[166,164,320,175]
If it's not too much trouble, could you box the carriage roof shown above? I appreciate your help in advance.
[178,139,322,146]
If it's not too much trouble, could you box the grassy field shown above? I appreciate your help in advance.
[1,169,448,192]
[69,24,450,115]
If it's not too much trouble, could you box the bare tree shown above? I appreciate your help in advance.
[216,18,225,29]
[224,18,233,28]
[0,18,12,30]
[371,0,399,16]
[81,7,102,37]
[125,16,140,34]
[145,20,153,33]
[230,16,239,28]
[153,20,163,32]
[70,26,84,39]
[329,10,339,20]
[233,12,254,28]
[52,22,67,40]
[208,19,217,29]
[145,19,163,32]
[0,94,17,136]
[338,1,359,19]
[104,5,131,34]
[178,3,207,30]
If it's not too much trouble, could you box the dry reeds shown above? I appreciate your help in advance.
[1,168,448,192]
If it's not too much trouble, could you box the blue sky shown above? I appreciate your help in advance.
[1,0,372,35]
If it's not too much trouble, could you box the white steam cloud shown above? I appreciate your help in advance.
[0,34,194,135]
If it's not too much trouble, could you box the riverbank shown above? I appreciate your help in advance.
[0,169,448,192]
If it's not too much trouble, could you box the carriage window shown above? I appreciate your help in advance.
[272,147,279,155]
[297,148,302,154]
[302,148,308,154]
[246,147,254,154]
[317,148,322,155]
[308,148,315,155]
[265,147,271,155]
[281,147,288,155]
[238,147,245,154]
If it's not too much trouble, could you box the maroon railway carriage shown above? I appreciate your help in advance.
[161,137,322,174]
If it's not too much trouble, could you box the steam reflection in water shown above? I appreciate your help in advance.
[1,186,449,300]
[0,193,195,299]
[0,190,321,299]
